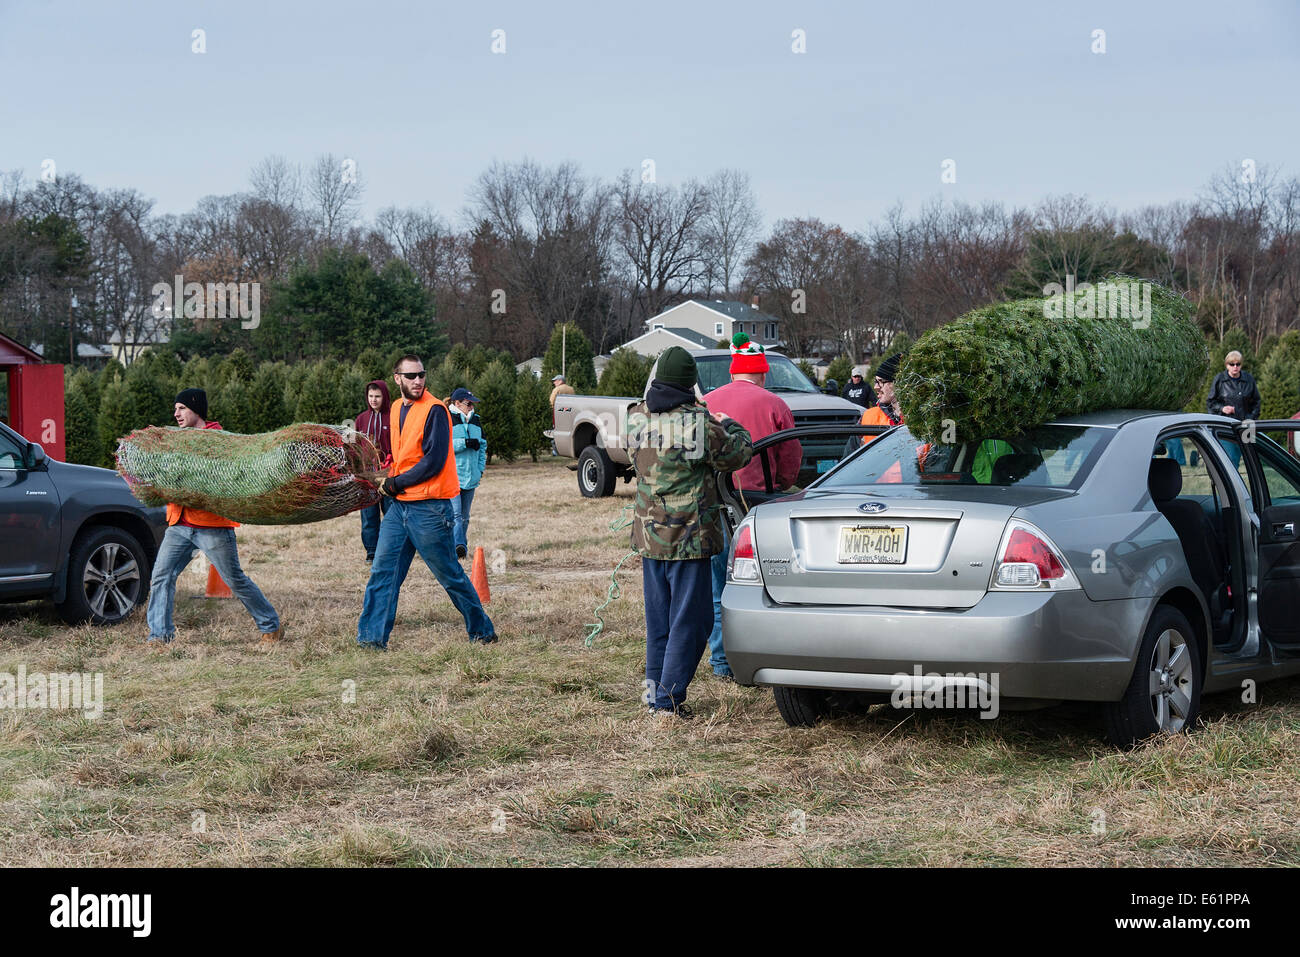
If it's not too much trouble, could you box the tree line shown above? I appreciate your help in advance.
[5,157,1297,372]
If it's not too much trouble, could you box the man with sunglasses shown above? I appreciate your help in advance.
[1207,350,1260,468]
[356,354,497,649]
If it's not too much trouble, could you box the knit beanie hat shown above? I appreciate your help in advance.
[175,387,208,420]
[875,354,902,383]
[655,346,697,390]
[729,332,769,374]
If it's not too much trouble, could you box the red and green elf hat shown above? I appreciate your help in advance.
[730,332,769,374]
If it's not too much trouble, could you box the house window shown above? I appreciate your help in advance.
[714,322,723,336]
[652,323,664,330]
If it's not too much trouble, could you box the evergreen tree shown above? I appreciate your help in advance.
[283,361,311,417]
[353,347,388,385]
[296,361,350,423]
[516,372,552,462]
[255,250,448,364]
[64,375,99,466]
[98,379,134,467]
[541,322,596,392]
[68,367,100,416]
[221,347,255,384]
[473,360,521,462]
[1258,331,1300,420]
[124,360,174,429]
[247,364,290,433]
[597,347,654,397]
[214,380,253,433]
[337,369,368,422]
[825,355,853,390]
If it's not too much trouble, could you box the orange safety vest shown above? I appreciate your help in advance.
[860,405,902,446]
[389,391,461,501]
[166,421,238,528]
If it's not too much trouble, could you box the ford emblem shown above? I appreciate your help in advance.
[858,501,888,514]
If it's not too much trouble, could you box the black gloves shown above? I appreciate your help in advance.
[379,477,399,497]
[465,438,481,450]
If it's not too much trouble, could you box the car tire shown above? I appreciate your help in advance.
[56,526,150,626]
[1102,605,1202,748]
[578,446,617,498]
[773,685,831,727]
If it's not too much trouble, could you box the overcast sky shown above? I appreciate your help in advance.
[2,0,1297,231]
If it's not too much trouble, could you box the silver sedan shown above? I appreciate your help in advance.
[720,411,1300,747]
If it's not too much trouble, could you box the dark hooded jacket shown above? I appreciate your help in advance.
[356,379,393,459]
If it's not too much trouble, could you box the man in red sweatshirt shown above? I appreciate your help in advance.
[354,379,393,562]
[701,333,801,678]
[145,388,283,648]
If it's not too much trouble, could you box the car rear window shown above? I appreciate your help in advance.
[817,425,1112,489]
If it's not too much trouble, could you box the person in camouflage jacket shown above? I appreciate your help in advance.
[625,346,752,718]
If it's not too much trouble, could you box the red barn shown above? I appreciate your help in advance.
[0,332,65,461]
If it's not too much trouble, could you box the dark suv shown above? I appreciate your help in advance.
[0,421,166,625]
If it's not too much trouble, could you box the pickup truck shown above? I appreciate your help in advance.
[550,349,865,497]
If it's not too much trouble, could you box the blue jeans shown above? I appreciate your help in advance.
[356,497,495,648]
[146,525,280,642]
[449,487,476,550]
[359,496,391,559]
[642,557,712,710]
[708,528,731,675]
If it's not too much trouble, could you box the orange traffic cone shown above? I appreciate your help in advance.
[205,564,234,598]
[471,546,491,604]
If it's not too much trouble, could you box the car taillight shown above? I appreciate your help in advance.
[728,523,760,583]
[992,521,1078,590]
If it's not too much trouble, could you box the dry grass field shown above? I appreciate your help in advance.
[2,457,1298,867]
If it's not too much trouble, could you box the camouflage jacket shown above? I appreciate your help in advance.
[626,400,753,560]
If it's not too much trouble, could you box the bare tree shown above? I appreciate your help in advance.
[615,171,709,323]
[307,153,364,244]
[469,159,614,351]
[700,169,761,296]
[250,155,303,210]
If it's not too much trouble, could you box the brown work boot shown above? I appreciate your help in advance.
[257,627,285,647]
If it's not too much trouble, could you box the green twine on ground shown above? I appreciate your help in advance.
[585,504,637,647]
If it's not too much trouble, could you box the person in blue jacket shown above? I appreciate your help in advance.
[448,387,487,559]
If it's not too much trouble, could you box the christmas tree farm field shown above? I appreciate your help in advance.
[1,459,1297,866]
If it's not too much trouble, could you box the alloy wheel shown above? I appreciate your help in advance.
[82,541,141,621]
[1147,627,1193,733]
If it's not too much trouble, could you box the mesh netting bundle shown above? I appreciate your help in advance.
[116,423,385,525]
[898,277,1206,443]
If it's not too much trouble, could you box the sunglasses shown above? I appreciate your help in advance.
[1227,362,1242,367]
[398,371,427,380]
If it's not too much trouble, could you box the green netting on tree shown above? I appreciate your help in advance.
[116,423,385,525]
[898,277,1207,443]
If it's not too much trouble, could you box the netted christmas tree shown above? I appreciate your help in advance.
[898,277,1205,443]
[116,423,385,525]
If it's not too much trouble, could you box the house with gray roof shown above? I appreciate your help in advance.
[619,298,782,358]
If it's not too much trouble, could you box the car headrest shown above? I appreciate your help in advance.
[991,453,1044,485]
[1149,457,1182,502]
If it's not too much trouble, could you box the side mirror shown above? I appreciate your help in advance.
[823,378,839,395]
[28,444,47,469]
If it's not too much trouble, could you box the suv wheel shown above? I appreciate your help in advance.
[56,526,150,626]
[578,446,617,498]
[1102,605,1202,748]
[773,685,831,727]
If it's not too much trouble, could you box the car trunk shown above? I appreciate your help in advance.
[753,485,1075,608]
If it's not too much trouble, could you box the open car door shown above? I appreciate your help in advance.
[1234,419,1300,653]
[716,423,890,531]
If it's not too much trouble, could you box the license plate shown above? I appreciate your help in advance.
[838,524,908,564]
[816,458,837,473]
